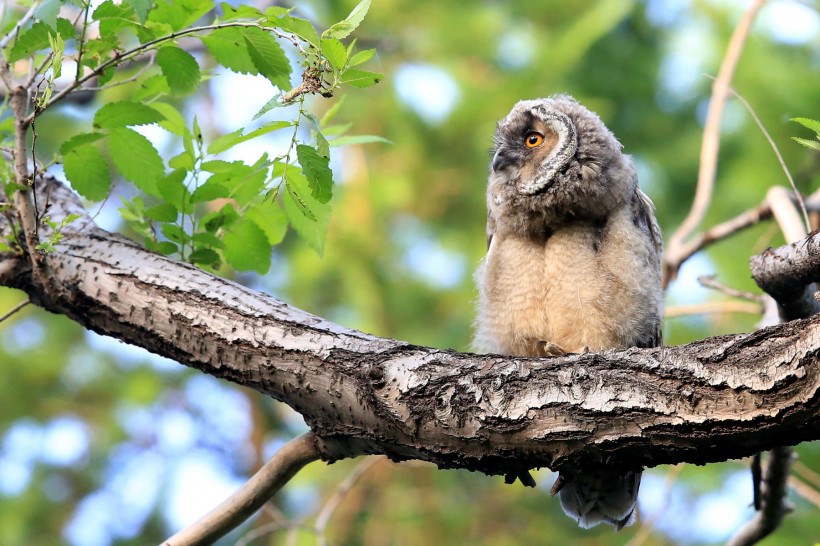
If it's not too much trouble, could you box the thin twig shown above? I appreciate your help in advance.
[726,447,794,546]
[0,1,41,50]
[664,0,765,287]
[0,299,31,323]
[665,189,820,279]
[792,460,820,491]
[709,78,810,233]
[698,275,766,303]
[316,457,384,546]
[161,432,320,546]
[788,475,820,509]
[664,301,763,318]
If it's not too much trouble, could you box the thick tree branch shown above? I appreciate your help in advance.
[2,176,820,481]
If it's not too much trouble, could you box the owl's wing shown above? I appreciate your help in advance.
[632,188,663,349]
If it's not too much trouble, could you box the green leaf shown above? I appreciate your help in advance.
[189,247,221,266]
[63,143,111,201]
[321,38,348,70]
[792,117,820,135]
[158,169,193,214]
[222,217,272,273]
[94,101,166,128]
[793,137,820,151]
[243,28,291,90]
[133,74,170,101]
[202,203,239,233]
[149,0,212,31]
[207,121,291,155]
[145,202,178,222]
[169,150,195,170]
[126,0,153,23]
[147,240,179,255]
[341,69,382,88]
[296,144,333,203]
[60,132,105,154]
[157,46,201,96]
[8,21,51,62]
[219,3,263,21]
[329,134,392,147]
[245,201,288,245]
[281,166,330,255]
[320,96,345,126]
[161,223,190,244]
[150,102,188,136]
[202,27,258,75]
[348,48,376,67]
[108,128,164,196]
[34,0,62,29]
[252,93,284,120]
[323,0,370,39]
[266,10,320,48]
[191,180,231,203]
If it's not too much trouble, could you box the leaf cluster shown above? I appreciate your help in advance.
[1,0,385,273]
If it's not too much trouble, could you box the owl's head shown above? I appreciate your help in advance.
[489,95,636,230]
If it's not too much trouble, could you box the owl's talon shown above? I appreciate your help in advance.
[550,474,569,496]
[536,340,568,357]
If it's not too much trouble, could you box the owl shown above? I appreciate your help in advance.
[474,95,663,529]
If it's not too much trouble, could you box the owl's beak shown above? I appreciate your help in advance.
[492,149,511,172]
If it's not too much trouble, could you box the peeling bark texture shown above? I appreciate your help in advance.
[750,231,820,320]
[3,177,820,479]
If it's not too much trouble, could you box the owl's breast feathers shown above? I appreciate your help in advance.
[473,188,662,355]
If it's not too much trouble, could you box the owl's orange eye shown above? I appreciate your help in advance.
[525,132,544,148]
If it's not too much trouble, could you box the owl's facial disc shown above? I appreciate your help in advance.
[517,107,578,195]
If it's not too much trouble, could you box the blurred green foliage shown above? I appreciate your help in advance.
[1,0,819,545]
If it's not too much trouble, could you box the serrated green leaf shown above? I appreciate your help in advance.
[169,151,195,170]
[93,0,138,38]
[324,0,370,39]
[202,27,258,75]
[193,232,224,248]
[245,201,288,245]
[56,18,76,39]
[108,127,164,196]
[253,93,284,120]
[320,96,345,126]
[296,144,333,203]
[329,134,392,147]
[160,223,190,244]
[133,74,170,101]
[792,118,820,135]
[243,28,291,90]
[158,169,193,214]
[202,204,239,232]
[145,202,178,222]
[150,102,188,135]
[147,240,179,255]
[281,164,330,254]
[222,218,272,273]
[189,247,221,266]
[126,0,152,23]
[94,101,166,128]
[60,132,105,155]
[219,2,263,21]
[8,21,51,62]
[266,10,320,48]
[149,0,212,31]
[191,180,231,203]
[793,137,820,151]
[47,32,64,79]
[348,48,375,67]
[321,38,347,70]
[35,0,62,29]
[341,69,382,88]
[208,121,291,155]
[63,143,111,201]
[157,46,201,96]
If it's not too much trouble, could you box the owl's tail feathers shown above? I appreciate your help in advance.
[556,470,642,530]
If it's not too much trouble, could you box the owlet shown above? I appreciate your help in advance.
[474,95,663,529]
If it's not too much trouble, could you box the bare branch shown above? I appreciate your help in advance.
[664,301,762,317]
[0,298,30,323]
[697,275,765,303]
[664,0,765,286]
[162,432,320,546]
[0,1,41,51]
[726,447,794,546]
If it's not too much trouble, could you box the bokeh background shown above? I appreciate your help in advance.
[2,0,820,544]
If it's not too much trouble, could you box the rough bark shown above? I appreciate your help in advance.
[2,176,820,480]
